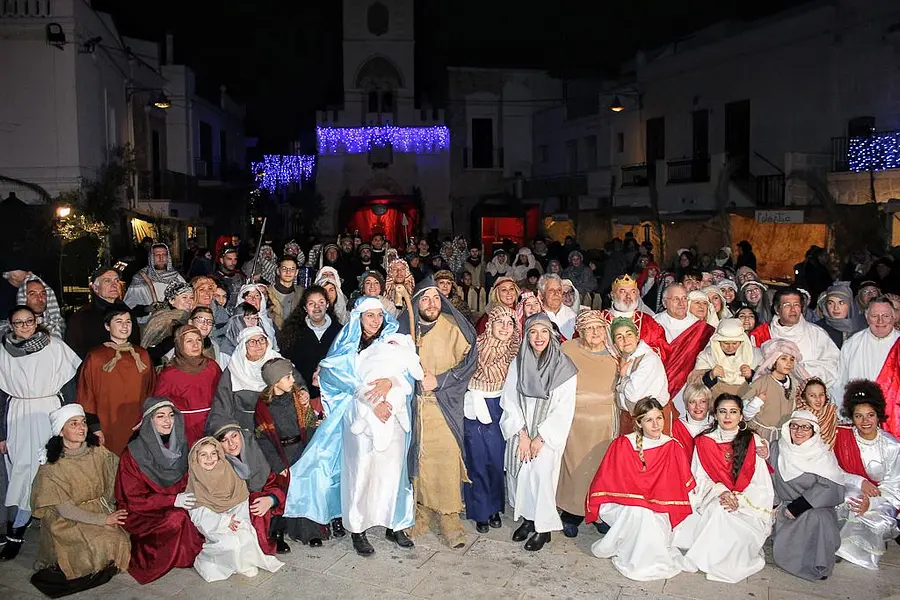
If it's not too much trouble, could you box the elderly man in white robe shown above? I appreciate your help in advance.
[834,297,900,420]
[124,243,186,323]
[538,274,577,339]
[749,286,839,388]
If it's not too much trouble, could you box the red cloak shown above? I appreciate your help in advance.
[585,435,695,527]
[114,449,203,585]
[601,309,670,363]
[834,425,878,486]
[694,433,758,492]
[251,471,287,555]
[749,322,771,348]
[154,360,222,446]
[876,337,900,437]
[664,320,714,399]
[670,418,697,457]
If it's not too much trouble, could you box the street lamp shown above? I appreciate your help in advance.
[56,205,71,218]
[152,93,171,109]
[609,96,626,112]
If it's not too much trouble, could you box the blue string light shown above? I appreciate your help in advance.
[316,124,450,154]
[848,132,900,172]
[250,154,316,192]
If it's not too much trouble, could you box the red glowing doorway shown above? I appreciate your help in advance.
[344,197,420,247]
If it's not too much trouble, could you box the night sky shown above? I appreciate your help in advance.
[93,0,806,152]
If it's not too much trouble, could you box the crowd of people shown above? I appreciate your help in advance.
[0,228,899,595]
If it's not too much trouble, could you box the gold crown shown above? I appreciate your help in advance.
[612,274,638,291]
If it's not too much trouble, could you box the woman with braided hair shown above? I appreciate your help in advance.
[585,397,695,581]
[833,379,900,570]
[673,393,774,583]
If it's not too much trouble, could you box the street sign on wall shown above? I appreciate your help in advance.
[754,210,804,224]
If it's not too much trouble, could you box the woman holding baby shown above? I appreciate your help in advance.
[283,297,416,557]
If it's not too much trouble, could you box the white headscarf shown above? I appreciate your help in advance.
[227,326,281,392]
[315,266,348,325]
[776,410,843,484]
[709,318,755,385]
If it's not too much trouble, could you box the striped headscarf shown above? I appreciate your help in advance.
[16,275,64,337]
[469,305,520,393]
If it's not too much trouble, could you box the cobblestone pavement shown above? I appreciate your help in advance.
[1,514,899,599]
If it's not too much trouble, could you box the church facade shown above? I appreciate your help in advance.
[313,0,451,244]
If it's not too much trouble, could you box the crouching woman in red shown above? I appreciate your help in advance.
[215,423,287,555]
[114,397,203,584]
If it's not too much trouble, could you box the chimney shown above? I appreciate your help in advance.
[165,33,174,65]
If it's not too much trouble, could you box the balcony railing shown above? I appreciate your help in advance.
[832,130,900,173]
[138,170,197,202]
[195,158,220,180]
[666,156,710,184]
[620,163,649,187]
[463,147,504,170]
[755,174,786,207]
[1,0,51,17]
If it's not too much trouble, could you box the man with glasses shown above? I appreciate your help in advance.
[834,297,900,430]
[66,266,140,358]
[267,256,305,331]
[749,286,839,388]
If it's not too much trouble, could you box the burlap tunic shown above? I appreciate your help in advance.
[31,445,131,579]
[416,314,471,513]
[557,340,618,516]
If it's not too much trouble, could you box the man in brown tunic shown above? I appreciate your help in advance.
[398,276,477,548]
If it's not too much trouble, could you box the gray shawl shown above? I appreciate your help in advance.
[215,423,272,493]
[397,276,477,477]
[127,397,188,488]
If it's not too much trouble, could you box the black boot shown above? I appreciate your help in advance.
[475,522,490,533]
[524,532,551,551]
[385,529,414,548]
[0,522,27,561]
[511,519,535,542]
[331,518,346,538]
[351,532,374,556]
[274,531,291,554]
[488,513,502,529]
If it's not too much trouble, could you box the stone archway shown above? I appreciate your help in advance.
[354,55,405,90]
[356,173,406,197]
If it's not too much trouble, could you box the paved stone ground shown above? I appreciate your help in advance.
[1,514,900,600]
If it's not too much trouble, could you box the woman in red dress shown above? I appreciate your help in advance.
[154,325,221,445]
[114,397,203,584]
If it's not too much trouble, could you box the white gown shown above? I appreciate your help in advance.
[835,428,900,570]
[0,337,80,510]
[591,434,691,581]
[673,430,775,583]
[190,500,284,582]
[500,360,577,533]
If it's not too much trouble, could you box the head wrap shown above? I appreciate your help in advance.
[228,326,281,392]
[49,403,85,436]
[515,290,544,336]
[385,259,415,305]
[609,316,638,337]
[213,424,272,492]
[191,276,217,306]
[145,243,182,286]
[718,279,738,293]
[709,318,755,385]
[187,437,250,513]
[575,309,607,334]
[434,269,455,283]
[485,276,520,312]
[171,324,209,375]
[165,281,195,304]
[16,275,64,337]
[262,357,293,387]
[753,338,811,382]
[817,283,865,335]
[469,306,520,393]
[127,397,188,488]
[776,410,843,484]
[516,313,578,400]
[795,378,837,448]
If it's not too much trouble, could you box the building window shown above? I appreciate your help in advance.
[367,2,389,36]
[584,136,597,169]
[471,118,494,168]
[368,91,379,113]
[565,140,578,173]
[381,91,393,113]
[538,145,549,163]
[617,132,625,154]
